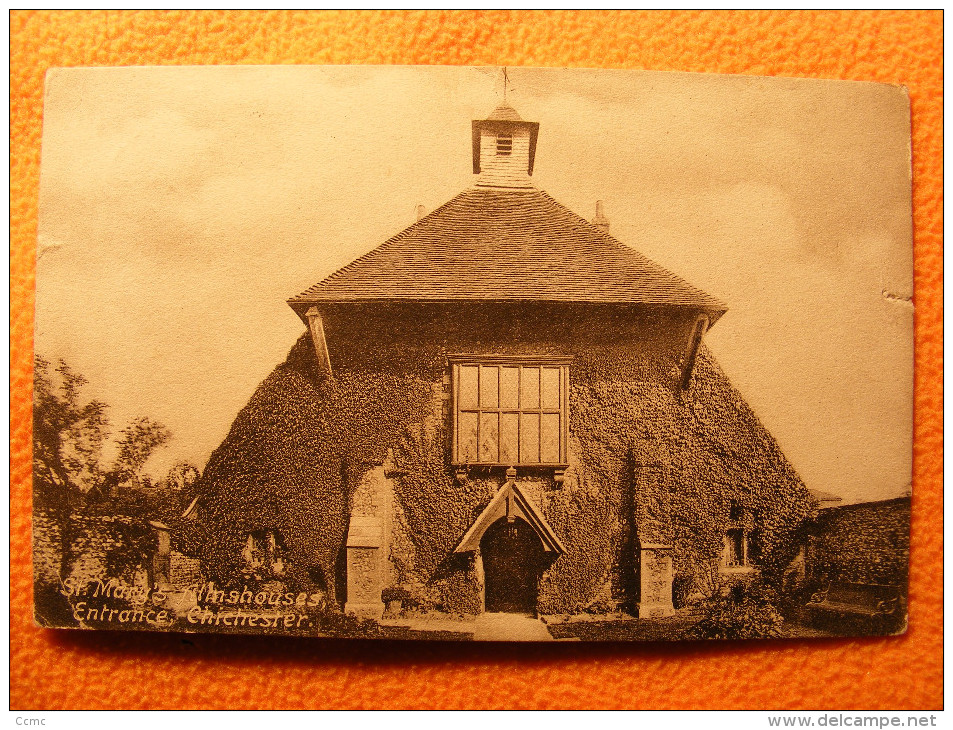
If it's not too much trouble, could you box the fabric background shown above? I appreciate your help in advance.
[10,10,942,710]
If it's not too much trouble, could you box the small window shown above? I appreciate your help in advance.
[723,502,755,568]
[496,134,512,156]
[729,500,742,521]
[242,529,287,577]
[451,357,569,466]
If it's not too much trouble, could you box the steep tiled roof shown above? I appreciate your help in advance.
[289,187,727,317]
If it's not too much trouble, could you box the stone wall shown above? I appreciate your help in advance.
[32,511,62,586]
[33,509,158,626]
[168,551,203,586]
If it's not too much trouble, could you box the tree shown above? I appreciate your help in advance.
[163,461,202,512]
[165,462,201,492]
[33,356,109,509]
[33,355,174,580]
[112,417,172,483]
[34,356,112,594]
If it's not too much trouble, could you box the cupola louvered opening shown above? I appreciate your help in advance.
[496,133,512,156]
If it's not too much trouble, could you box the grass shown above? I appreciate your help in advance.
[545,614,698,642]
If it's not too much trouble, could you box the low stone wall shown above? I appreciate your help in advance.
[32,511,62,585]
[33,510,157,591]
[168,551,202,586]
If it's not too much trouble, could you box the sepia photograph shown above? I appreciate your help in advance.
[32,64,913,643]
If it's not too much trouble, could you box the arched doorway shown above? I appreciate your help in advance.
[481,517,545,614]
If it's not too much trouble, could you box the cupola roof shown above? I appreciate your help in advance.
[486,101,524,122]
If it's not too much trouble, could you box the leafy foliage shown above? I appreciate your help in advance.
[113,417,171,478]
[165,462,201,493]
[33,355,175,504]
[189,303,815,617]
[684,580,785,640]
[187,333,436,603]
[33,356,110,506]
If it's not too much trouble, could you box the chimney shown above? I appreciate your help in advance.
[592,200,610,233]
[416,204,427,221]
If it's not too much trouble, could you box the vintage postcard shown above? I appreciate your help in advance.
[32,66,913,641]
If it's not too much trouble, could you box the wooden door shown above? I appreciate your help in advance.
[481,517,544,614]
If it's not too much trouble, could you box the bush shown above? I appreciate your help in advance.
[684,581,784,640]
[582,596,616,615]
[381,586,412,604]
[315,607,384,638]
[672,574,699,609]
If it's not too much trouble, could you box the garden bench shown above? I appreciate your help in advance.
[806,581,902,633]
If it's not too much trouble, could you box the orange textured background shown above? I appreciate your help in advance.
[10,10,942,710]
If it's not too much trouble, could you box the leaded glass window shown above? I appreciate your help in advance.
[451,357,569,466]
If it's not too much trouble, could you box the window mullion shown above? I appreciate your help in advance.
[559,365,568,463]
[517,366,522,463]
[453,363,460,462]
[476,364,481,460]
[497,367,502,463]
[537,373,543,463]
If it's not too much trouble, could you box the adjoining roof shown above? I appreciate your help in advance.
[289,187,727,319]
[809,489,844,504]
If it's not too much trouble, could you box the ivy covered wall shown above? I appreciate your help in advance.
[187,302,814,614]
[807,498,910,587]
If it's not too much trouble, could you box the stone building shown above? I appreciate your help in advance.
[188,101,814,619]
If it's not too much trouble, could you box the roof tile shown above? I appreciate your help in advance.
[289,187,727,314]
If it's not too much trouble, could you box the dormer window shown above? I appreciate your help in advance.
[496,134,512,156]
